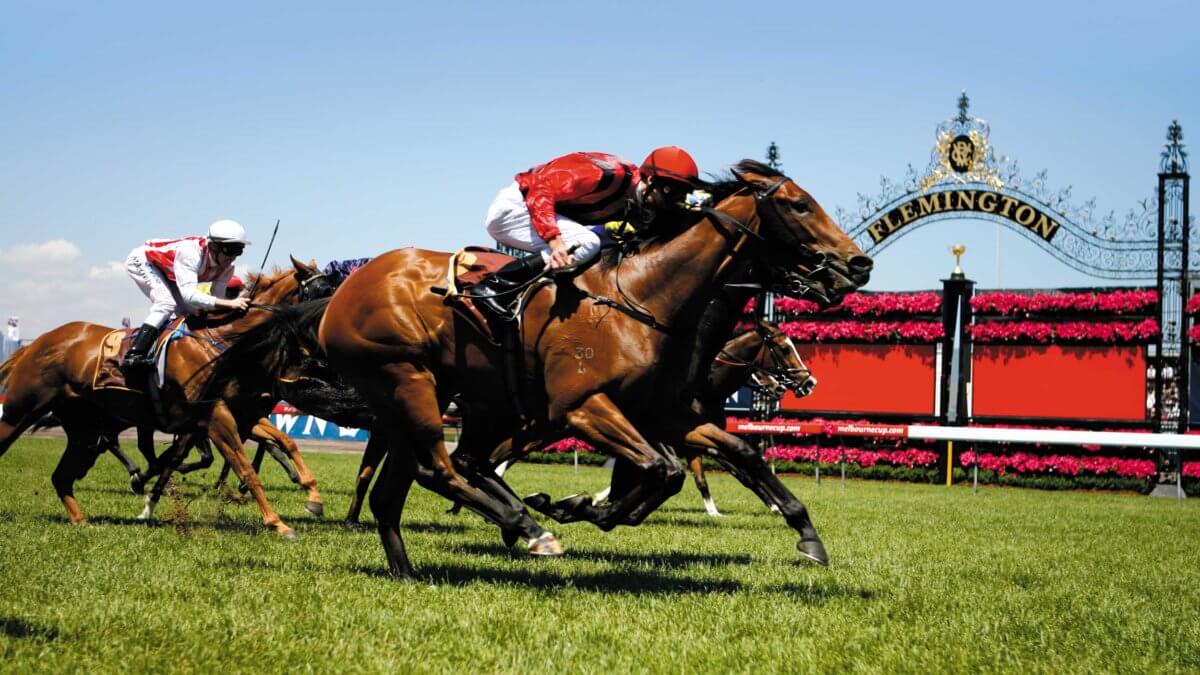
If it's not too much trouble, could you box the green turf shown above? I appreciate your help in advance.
[0,436,1197,673]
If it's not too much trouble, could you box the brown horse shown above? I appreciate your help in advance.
[588,319,816,517]
[305,159,869,579]
[0,258,331,537]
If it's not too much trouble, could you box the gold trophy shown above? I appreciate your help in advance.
[950,244,966,278]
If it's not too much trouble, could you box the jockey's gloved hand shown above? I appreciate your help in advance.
[684,190,713,211]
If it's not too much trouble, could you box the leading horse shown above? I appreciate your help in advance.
[309,159,869,579]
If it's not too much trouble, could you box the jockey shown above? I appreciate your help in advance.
[475,146,702,318]
[121,219,252,370]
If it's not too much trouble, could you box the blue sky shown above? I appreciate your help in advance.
[1,1,1196,337]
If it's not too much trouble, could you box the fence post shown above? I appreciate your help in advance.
[940,270,975,485]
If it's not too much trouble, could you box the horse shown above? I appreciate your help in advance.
[589,319,816,517]
[297,159,870,579]
[0,258,333,537]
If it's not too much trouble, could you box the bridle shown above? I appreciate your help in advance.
[297,270,333,301]
[715,322,813,395]
[595,175,836,332]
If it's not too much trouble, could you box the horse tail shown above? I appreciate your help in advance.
[0,346,27,391]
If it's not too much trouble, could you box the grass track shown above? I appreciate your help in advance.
[1,436,1198,673]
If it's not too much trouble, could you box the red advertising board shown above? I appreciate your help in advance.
[971,345,1146,421]
[780,343,938,416]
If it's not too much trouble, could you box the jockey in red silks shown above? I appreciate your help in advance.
[121,219,252,370]
[476,146,701,318]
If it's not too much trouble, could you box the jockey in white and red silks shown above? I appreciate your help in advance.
[121,219,252,370]
[475,146,702,318]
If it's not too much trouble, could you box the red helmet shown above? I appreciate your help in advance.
[227,275,244,289]
[640,146,699,185]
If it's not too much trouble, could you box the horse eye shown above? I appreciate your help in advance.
[791,200,811,215]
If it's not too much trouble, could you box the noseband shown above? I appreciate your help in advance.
[716,324,812,394]
[700,179,834,301]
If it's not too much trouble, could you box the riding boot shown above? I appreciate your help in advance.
[121,324,161,372]
[680,297,736,404]
[472,252,547,320]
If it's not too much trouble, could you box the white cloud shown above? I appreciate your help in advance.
[0,239,82,265]
[88,261,127,280]
[0,239,145,340]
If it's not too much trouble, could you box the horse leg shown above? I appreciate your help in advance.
[236,441,269,494]
[128,425,162,495]
[346,433,388,527]
[252,420,322,517]
[51,419,104,524]
[676,421,828,565]
[689,453,721,517]
[140,434,192,521]
[525,393,683,531]
[377,364,556,559]
[261,442,301,485]
[107,439,141,478]
[177,437,215,474]
[368,444,417,580]
[205,404,296,539]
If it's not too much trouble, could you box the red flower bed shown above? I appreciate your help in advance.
[774,292,941,317]
[970,289,1158,316]
[779,320,945,343]
[969,319,1159,343]
[1185,296,1200,315]
[765,444,939,468]
[960,450,1156,479]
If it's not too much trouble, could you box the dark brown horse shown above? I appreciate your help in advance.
[589,319,816,517]
[305,159,869,579]
[0,258,331,537]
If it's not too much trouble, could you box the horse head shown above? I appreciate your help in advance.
[247,257,335,305]
[716,160,872,307]
[750,321,817,399]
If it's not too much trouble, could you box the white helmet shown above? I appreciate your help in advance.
[207,219,251,245]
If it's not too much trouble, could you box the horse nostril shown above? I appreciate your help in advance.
[849,255,873,272]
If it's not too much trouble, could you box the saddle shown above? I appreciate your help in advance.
[94,317,187,392]
[439,247,521,343]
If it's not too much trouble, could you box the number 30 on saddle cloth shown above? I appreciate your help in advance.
[93,316,189,392]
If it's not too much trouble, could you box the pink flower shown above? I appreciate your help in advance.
[774,292,941,317]
[779,320,944,343]
[969,320,1158,343]
[959,451,1156,479]
[971,289,1158,316]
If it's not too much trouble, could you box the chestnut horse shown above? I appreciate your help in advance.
[0,258,332,537]
[305,159,870,579]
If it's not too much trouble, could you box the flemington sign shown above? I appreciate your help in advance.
[839,92,1167,281]
[865,188,1062,246]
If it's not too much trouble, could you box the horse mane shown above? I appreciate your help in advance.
[595,159,780,270]
[200,297,331,401]
[244,265,289,293]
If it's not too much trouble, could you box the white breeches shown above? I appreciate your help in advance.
[126,251,186,327]
[484,182,602,263]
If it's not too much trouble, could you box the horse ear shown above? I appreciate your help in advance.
[290,254,315,277]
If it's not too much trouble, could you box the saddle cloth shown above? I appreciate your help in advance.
[93,316,186,392]
[442,246,517,342]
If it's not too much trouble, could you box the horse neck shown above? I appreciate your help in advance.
[705,330,763,399]
[612,201,755,326]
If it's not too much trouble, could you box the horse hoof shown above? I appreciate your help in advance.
[523,493,551,512]
[304,501,324,518]
[130,474,146,495]
[342,519,361,531]
[501,528,519,548]
[526,532,564,556]
[280,529,300,542]
[797,537,829,566]
[445,504,463,515]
